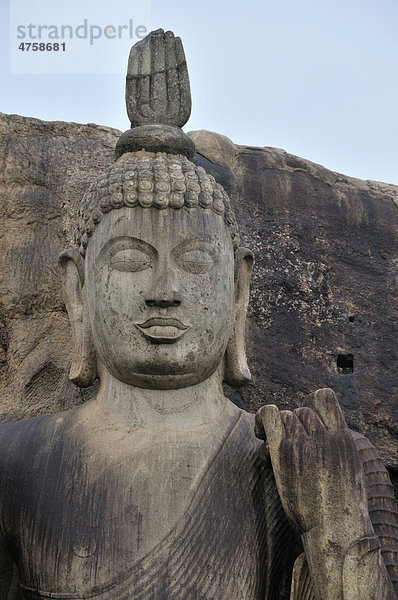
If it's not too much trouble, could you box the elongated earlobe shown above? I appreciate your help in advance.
[59,248,97,387]
[224,247,254,387]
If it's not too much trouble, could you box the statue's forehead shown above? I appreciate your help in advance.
[89,206,232,249]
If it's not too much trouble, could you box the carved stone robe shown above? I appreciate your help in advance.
[0,403,396,599]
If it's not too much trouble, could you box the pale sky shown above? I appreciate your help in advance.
[1,0,397,185]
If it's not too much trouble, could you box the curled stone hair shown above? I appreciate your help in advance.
[76,152,240,257]
[76,29,240,257]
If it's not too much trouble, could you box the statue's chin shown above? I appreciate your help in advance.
[105,364,221,390]
[96,343,227,390]
[125,373,208,390]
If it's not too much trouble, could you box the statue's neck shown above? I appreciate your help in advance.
[95,363,236,431]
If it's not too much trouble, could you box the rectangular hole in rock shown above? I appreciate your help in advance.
[337,353,354,374]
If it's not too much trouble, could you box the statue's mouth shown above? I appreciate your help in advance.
[136,318,190,344]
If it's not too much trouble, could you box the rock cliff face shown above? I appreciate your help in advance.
[0,114,119,421]
[1,114,397,475]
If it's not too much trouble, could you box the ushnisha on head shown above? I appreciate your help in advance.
[60,29,253,393]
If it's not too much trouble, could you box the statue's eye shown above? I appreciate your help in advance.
[110,249,152,272]
[176,250,214,274]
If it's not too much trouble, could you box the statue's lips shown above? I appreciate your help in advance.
[136,318,190,344]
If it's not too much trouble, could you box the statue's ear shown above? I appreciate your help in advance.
[224,248,254,387]
[58,249,97,388]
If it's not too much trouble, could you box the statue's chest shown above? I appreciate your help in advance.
[13,428,269,599]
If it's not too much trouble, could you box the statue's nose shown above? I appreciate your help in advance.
[145,294,181,308]
[145,269,182,308]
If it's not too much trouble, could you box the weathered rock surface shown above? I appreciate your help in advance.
[1,114,397,474]
[0,113,119,421]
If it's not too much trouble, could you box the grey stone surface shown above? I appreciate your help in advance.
[0,27,397,598]
[1,114,398,471]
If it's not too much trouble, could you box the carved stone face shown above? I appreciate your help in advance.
[84,206,235,389]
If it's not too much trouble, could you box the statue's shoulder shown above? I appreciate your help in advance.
[0,407,78,473]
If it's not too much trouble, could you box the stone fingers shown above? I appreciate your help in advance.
[255,405,285,453]
[256,405,313,445]
[294,407,324,436]
[125,77,137,118]
[139,75,152,119]
[255,406,309,532]
[255,388,346,448]
[151,29,166,73]
[280,410,309,440]
[164,32,180,120]
[303,388,347,432]
[126,33,152,124]
[166,67,180,121]
[151,32,167,116]
[177,63,191,126]
[256,404,325,439]
[175,35,191,127]
[152,71,167,116]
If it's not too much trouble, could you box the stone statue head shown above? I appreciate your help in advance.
[59,29,253,392]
